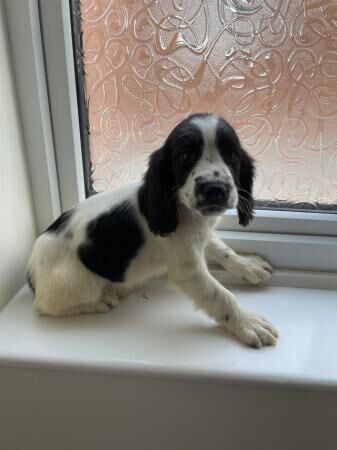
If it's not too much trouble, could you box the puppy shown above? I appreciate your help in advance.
[27,113,278,348]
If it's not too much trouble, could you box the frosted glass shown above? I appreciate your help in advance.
[80,0,337,207]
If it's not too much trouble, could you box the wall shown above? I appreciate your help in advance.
[0,1,36,307]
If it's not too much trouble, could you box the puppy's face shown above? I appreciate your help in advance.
[139,113,255,236]
[167,113,251,217]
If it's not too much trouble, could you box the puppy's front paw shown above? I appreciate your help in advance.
[235,254,273,285]
[225,310,278,348]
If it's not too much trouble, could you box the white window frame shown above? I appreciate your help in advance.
[5,0,337,287]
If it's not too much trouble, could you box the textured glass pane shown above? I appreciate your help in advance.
[79,0,337,208]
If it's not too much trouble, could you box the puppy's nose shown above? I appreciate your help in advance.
[197,180,229,204]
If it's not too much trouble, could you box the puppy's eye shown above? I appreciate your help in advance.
[179,151,193,164]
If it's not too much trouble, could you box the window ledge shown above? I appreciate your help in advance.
[1,279,337,391]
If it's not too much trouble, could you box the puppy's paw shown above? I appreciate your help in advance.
[225,310,278,348]
[115,286,132,300]
[93,302,111,313]
[100,289,119,308]
[63,301,111,316]
[235,254,273,285]
[101,286,131,306]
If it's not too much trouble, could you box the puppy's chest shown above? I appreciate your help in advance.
[124,242,167,283]
[175,224,210,249]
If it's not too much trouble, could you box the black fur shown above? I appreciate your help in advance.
[138,118,203,236]
[138,145,179,236]
[139,113,254,231]
[216,119,255,226]
[46,209,74,234]
[169,117,203,187]
[237,148,255,226]
[77,201,144,282]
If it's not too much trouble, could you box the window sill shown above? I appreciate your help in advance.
[1,279,337,390]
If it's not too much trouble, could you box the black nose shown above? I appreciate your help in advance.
[197,180,229,205]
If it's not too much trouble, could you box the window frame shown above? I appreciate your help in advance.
[219,209,337,237]
[38,0,86,213]
[5,0,337,283]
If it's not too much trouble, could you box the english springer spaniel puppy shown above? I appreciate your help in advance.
[27,113,278,348]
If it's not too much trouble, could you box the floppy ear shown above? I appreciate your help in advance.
[138,145,178,236]
[237,149,255,227]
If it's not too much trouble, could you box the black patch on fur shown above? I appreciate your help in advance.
[216,119,255,226]
[27,272,35,293]
[138,146,179,236]
[139,117,203,236]
[77,202,144,282]
[237,149,255,226]
[45,209,74,234]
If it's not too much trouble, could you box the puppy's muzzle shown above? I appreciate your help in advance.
[195,179,231,215]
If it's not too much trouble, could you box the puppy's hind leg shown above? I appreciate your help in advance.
[33,256,107,317]
[64,283,135,315]
[55,301,111,317]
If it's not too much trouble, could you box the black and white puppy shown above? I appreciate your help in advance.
[27,113,278,348]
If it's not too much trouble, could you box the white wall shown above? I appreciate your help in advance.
[0,1,36,307]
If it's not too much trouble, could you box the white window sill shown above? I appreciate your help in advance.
[1,279,337,390]
[1,279,337,449]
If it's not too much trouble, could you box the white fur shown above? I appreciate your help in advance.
[28,115,278,348]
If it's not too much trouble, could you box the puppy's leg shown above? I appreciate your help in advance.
[33,258,107,317]
[206,233,273,284]
[168,252,278,348]
[51,301,111,317]
[33,276,108,317]
[29,233,109,317]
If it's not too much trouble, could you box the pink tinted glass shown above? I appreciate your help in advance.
[80,0,337,207]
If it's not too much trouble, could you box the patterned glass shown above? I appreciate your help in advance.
[79,0,337,207]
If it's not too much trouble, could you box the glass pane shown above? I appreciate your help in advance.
[73,0,337,211]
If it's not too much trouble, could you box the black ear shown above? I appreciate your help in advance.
[138,145,178,236]
[237,149,255,227]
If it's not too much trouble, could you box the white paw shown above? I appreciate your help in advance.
[115,286,132,300]
[94,302,111,313]
[72,301,111,315]
[234,254,273,285]
[100,286,132,307]
[100,289,119,308]
[225,310,278,348]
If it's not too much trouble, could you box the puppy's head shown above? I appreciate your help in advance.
[139,113,255,236]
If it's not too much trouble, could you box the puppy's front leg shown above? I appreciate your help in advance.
[168,253,278,348]
[206,234,273,285]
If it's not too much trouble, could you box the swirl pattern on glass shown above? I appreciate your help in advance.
[80,0,337,207]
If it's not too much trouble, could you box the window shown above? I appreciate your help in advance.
[6,0,337,283]
[72,0,336,214]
